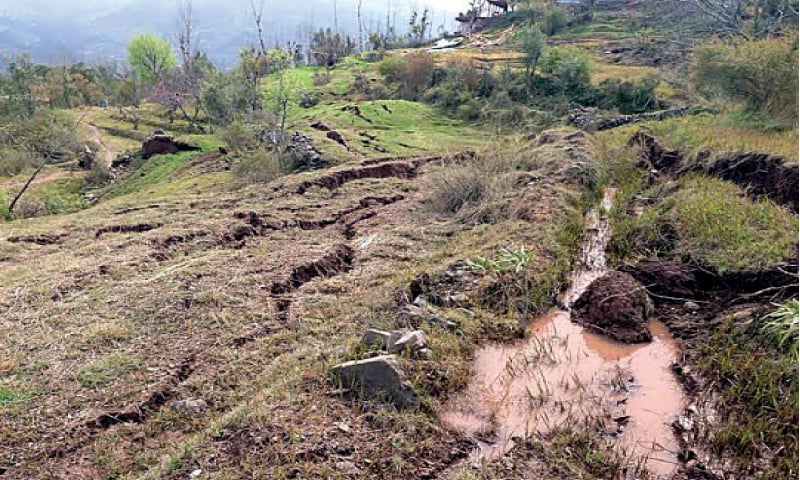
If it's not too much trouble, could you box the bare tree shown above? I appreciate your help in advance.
[357,0,364,51]
[177,0,196,70]
[250,0,268,56]
[333,0,339,31]
[658,0,798,38]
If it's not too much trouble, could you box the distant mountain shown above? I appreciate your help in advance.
[0,0,464,67]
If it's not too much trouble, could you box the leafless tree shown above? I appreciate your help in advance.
[657,0,798,38]
[177,0,196,70]
[250,0,268,56]
[357,0,364,51]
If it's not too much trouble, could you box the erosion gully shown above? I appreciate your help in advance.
[442,189,685,477]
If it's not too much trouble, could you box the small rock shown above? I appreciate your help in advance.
[334,422,351,433]
[361,329,392,349]
[168,399,208,414]
[415,348,434,360]
[412,295,428,307]
[673,415,694,432]
[444,293,469,306]
[457,307,476,318]
[683,301,701,311]
[190,469,202,478]
[426,314,459,331]
[335,461,359,474]
[388,330,428,354]
[732,308,759,321]
[329,355,420,410]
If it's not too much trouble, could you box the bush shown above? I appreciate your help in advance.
[540,6,570,35]
[691,35,798,123]
[380,52,435,100]
[0,147,39,177]
[378,55,406,83]
[401,52,436,100]
[594,76,662,114]
[0,190,9,220]
[221,121,264,151]
[312,70,331,86]
[423,149,519,223]
[233,149,284,184]
[540,47,593,96]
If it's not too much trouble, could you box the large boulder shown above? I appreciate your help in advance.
[572,271,653,343]
[330,355,420,410]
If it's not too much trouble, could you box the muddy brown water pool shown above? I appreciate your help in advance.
[442,189,685,477]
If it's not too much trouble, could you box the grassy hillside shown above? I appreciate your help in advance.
[0,3,797,479]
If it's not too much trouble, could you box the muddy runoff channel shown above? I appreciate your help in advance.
[443,189,684,477]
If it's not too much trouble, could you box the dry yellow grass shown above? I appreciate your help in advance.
[590,62,659,83]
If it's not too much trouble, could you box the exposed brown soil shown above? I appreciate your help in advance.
[572,271,653,343]
[142,135,201,159]
[221,194,406,247]
[270,244,355,294]
[94,222,163,238]
[296,162,416,194]
[632,132,800,211]
[326,130,348,147]
[629,131,683,172]
[113,204,161,215]
[621,257,798,313]
[6,233,66,245]
[705,151,799,212]
[187,397,473,480]
[52,356,197,459]
[153,230,211,248]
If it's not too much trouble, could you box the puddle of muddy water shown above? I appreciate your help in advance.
[442,188,685,478]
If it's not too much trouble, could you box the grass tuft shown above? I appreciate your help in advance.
[76,353,142,388]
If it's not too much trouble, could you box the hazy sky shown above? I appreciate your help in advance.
[0,0,471,65]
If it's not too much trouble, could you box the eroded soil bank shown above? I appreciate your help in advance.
[443,188,685,477]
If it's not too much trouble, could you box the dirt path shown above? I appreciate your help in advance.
[86,123,116,167]
[0,169,77,191]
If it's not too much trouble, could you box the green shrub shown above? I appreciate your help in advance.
[221,121,264,151]
[540,47,593,95]
[0,190,9,221]
[691,35,798,124]
[378,55,406,83]
[595,76,662,114]
[233,149,284,184]
[540,6,570,35]
[0,147,39,177]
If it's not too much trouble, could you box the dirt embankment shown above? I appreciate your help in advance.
[631,131,799,212]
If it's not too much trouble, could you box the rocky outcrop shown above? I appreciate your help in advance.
[568,105,697,131]
[286,131,327,170]
[330,355,420,410]
[573,271,654,343]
